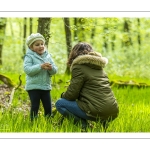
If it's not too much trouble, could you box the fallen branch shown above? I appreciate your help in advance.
[110,80,150,88]
[9,87,15,105]
[8,74,22,106]
[0,74,15,87]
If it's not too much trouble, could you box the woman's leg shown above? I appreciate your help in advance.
[55,98,89,120]
[28,90,41,121]
[55,98,89,129]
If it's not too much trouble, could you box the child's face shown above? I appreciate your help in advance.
[30,40,45,55]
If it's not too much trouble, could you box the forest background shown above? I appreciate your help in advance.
[1,17,150,78]
[0,17,150,132]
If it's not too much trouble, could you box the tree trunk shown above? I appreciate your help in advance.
[74,18,78,41]
[0,18,7,65]
[122,18,132,51]
[137,18,141,50]
[37,18,51,47]
[30,18,33,34]
[103,26,108,52]
[22,18,27,56]
[64,18,72,74]
[111,34,116,51]
[90,19,97,45]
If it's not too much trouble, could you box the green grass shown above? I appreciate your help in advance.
[1,73,150,132]
[109,87,150,132]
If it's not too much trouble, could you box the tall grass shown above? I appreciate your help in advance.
[0,73,150,132]
[1,50,150,132]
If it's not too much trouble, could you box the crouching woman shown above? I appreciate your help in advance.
[55,42,119,131]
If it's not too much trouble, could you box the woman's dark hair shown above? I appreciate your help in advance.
[67,42,94,66]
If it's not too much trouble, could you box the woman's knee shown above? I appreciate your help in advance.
[55,99,65,111]
[55,99,68,115]
[55,100,61,109]
[55,98,68,108]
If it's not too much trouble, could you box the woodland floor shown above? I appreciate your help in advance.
[0,84,30,114]
[0,84,12,108]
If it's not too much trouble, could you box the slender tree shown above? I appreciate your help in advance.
[74,18,78,41]
[64,18,72,74]
[122,18,132,51]
[111,34,116,51]
[37,18,51,47]
[22,17,27,56]
[103,19,108,52]
[30,18,33,34]
[137,18,141,50]
[90,19,97,45]
[0,18,7,65]
[111,24,117,51]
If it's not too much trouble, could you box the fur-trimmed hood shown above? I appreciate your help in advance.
[70,51,108,71]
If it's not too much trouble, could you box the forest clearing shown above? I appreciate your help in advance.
[0,17,150,132]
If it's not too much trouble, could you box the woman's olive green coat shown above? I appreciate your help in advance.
[62,52,119,120]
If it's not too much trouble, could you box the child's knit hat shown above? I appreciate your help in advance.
[26,33,45,47]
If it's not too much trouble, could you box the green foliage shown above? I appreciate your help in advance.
[1,17,150,77]
[1,17,150,132]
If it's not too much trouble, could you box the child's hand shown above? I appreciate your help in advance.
[41,63,52,70]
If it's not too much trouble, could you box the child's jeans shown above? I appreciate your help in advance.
[28,90,52,120]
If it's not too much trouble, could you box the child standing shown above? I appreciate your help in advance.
[24,33,58,121]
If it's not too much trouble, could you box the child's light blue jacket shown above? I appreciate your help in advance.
[24,49,58,90]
